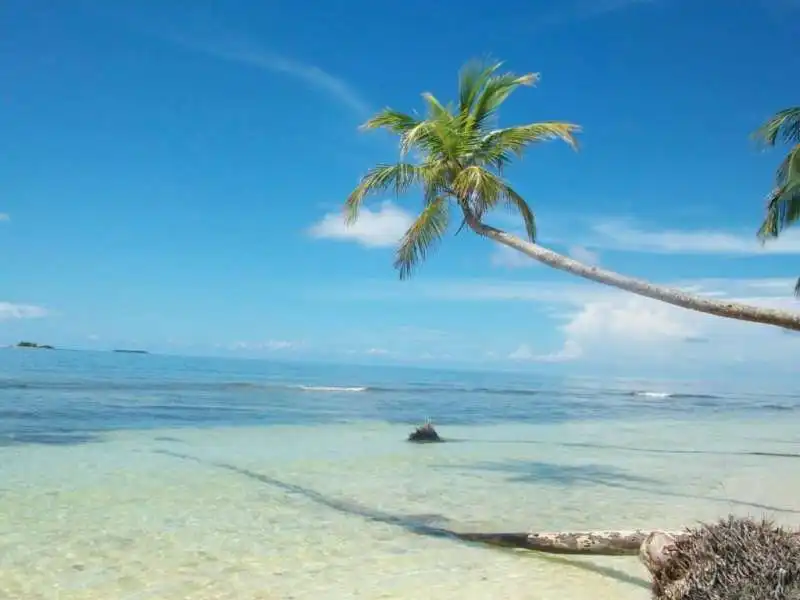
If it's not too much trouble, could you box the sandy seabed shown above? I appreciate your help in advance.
[0,414,798,600]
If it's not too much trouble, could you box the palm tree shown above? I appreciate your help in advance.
[753,107,800,297]
[344,60,800,331]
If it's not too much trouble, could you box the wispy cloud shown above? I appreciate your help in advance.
[533,0,656,28]
[489,230,602,269]
[0,213,9,222]
[308,201,413,248]
[338,275,799,368]
[365,347,390,356]
[509,340,582,363]
[568,245,600,265]
[228,340,296,351]
[0,302,49,321]
[159,32,370,116]
[490,241,538,269]
[586,218,800,255]
[339,275,800,305]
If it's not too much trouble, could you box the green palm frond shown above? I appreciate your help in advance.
[458,60,502,117]
[450,167,534,240]
[502,184,537,242]
[361,109,421,135]
[345,163,424,223]
[470,71,539,133]
[753,107,800,147]
[775,143,800,187]
[399,120,448,158]
[394,196,450,279]
[757,144,800,240]
[478,122,580,168]
[422,92,452,121]
[452,166,504,217]
[421,160,451,204]
[758,183,800,239]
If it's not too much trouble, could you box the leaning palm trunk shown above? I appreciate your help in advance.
[344,60,800,331]
[469,220,800,331]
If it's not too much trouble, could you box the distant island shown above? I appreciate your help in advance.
[16,341,54,350]
[113,349,149,354]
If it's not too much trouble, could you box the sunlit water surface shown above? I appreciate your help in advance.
[1,350,797,599]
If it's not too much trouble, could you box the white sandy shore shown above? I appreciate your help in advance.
[0,414,798,599]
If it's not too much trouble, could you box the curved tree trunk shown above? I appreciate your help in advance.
[469,221,800,331]
[453,528,800,556]
[454,529,684,555]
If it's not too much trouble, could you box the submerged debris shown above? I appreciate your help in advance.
[641,515,800,600]
[407,421,443,443]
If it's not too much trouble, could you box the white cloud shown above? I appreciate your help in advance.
[553,286,800,367]
[0,213,9,222]
[229,340,295,351]
[568,245,600,265]
[563,295,696,343]
[0,302,49,321]
[588,219,800,255]
[308,201,414,248]
[350,276,800,306]
[365,347,389,355]
[347,276,800,370]
[509,340,582,362]
[164,33,370,116]
[489,230,600,270]
[490,243,537,269]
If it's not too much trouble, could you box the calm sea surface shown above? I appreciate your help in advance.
[0,349,798,599]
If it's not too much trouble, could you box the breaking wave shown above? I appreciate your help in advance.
[295,386,368,393]
[627,391,723,400]
[0,379,746,404]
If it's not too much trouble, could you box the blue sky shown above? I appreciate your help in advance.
[2,0,799,376]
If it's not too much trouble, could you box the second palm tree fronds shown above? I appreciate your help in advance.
[753,106,800,296]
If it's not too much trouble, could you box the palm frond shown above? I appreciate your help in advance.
[450,166,537,239]
[757,145,800,240]
[501,184,537,242]
[344,163,423,223]
[452,166,503,218]
[458,60,502,117]
[774,143,800,187]
[394,195,450,279]
[398,121,449,159]
[758,184,800,240]
[478,122,581,167]
[421,160,451,204]
[470,71,539,133]
[361,109,421,135]
[753,107,800,147]
[795,277,800,298]
[422,92,452,121]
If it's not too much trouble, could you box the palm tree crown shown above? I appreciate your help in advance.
[343,60,800,331]
[344,59,580,278]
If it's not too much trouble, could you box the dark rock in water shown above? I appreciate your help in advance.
[407,422,443,443]
[641,516,800,600]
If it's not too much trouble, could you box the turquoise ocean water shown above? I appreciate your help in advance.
[1,348,798,599]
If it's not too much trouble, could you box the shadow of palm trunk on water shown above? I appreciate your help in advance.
[455,437,800,459]
[433,456,800,515]
[154,449,650,590]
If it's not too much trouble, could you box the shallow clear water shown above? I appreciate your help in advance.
[1,349,798,599]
